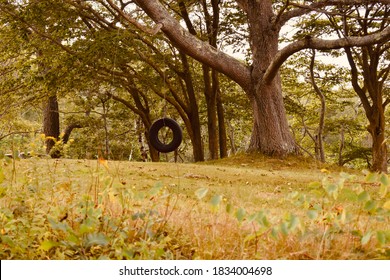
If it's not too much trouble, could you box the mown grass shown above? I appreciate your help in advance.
[0,154,389,259]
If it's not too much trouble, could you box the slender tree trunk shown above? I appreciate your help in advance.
[310,50,326,162]
[188,113,205,162]
[203,0,221,160]
[203,64,219,160]
[227,120,237,155]
[145,131,160,161]
[143,123,161,162]
[180,52,205,162]
[101,98,110,158]
[338,123,345,166]
[43,95,60,158]
[216,81,228,158]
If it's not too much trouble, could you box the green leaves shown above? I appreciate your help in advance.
[358,190,370,202]
[376,231,390,246]
[210,195,222,210]
[195,187,208,200]
[361,231,373,246]
[322,177,344,200]
[235,208,246,223]
[383,200,390,210]
[149,182,163,196]
[85,233,109,248]
[39,240,59,252]
[379,173,389,198]
[307,209,318,220]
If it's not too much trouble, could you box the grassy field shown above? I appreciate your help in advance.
[0,153,389,259]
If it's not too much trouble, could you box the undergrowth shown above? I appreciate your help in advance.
[0,157,389,259]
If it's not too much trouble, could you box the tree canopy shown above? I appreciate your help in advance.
[0,0,389,171]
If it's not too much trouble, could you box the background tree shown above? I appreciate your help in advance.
[339,4,389,172]
[288,2,390,171]
[282,51,372,168]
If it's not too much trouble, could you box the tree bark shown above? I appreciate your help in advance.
[216,74,228,158]
[344,41,388,172]
[366,95,388,172]
[62,123,82,144]
[248,78,298,156]
[309,50,326,162]
[203,0,221,160]
[179,52,205,162]
[246,1,298,156]
[43,95,60,158]
[203,64,219,160]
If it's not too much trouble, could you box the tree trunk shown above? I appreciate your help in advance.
[202,0,220,160]
[216,82,228,158]
[367,108,387,172]
[246,2,298,156]
[188,113,205,162]
[310,50,326,162]
[203,64,219,160]
[344,42,388,172]
[145,130,160,161]
[227,120,237,155]
[180,52,205,162]
[101,97,110,158]
[43,95,60,158]
[338,123,345,166]
[248,78,298,156]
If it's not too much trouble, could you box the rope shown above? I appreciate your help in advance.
[162,58,168,119]
[111,26,121,91]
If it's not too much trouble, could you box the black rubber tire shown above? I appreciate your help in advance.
[149,118,183,153]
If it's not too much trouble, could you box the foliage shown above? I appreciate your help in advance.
[0,158,389,259]
[0,158,186,259]
[282,51,372,168]
[190,171,390,259]
[1,1,388,164]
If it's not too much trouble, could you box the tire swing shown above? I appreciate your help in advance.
[149,117,182,153]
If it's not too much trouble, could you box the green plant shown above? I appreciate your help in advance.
[1,157,389,260]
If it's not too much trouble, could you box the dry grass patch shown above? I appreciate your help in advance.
[0,155,389,259]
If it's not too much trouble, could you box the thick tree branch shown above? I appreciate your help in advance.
[345,46,372,114]
[278,0,390,25]
[134,0,251,91]
[62,123,82,144]
[383,98,390,109]
[263,26,390,84]
[104,0,163,35]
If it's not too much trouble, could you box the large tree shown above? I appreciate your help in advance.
[130,0,390,160]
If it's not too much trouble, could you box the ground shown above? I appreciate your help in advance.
[0,153,389,259]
